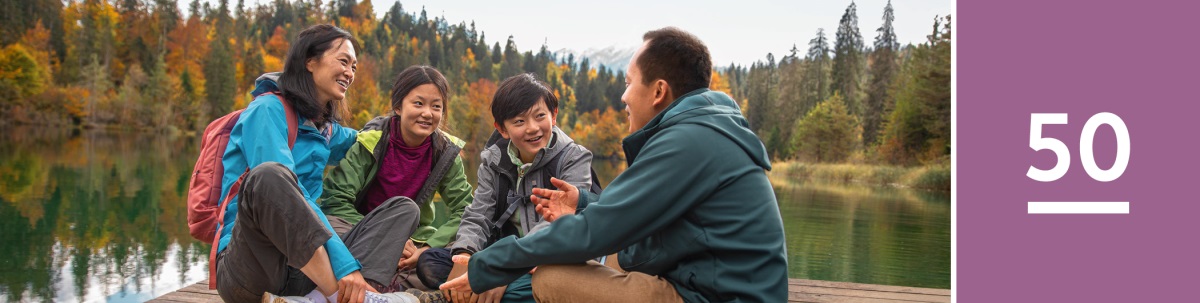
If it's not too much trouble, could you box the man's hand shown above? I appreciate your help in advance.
[531,177,579,222]
[440,254,475,301]
[398,239,427,270]
[337,271,378,303]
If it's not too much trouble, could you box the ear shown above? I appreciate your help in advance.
[393,108,402,117]
[306,57,318,73]
[494,122,511,139]
[652,79,672,107]
[549,108,558,125]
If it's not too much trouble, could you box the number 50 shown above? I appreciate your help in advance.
[1027,113,1130,182]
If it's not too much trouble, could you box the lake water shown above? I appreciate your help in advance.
[0,128,949,302]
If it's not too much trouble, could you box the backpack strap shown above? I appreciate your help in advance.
[270,91,300,149]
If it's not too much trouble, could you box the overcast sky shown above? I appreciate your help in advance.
[218,0,953,67]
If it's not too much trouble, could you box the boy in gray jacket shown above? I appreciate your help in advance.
[418,73,594,303]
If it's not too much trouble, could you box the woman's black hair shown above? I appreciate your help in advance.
[278,24,354,124]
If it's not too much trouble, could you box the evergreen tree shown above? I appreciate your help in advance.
[790,93,861,163]
[491,41,502,64]
[878,15,951,165]
[499,36,522,78]
[832,2,865,119]
[804,28,831,115]
[864,0,899,146]
[203,0,236,118]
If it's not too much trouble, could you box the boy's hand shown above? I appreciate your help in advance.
[531,177,578,222]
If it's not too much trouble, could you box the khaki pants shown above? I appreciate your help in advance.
[530,260,683,303]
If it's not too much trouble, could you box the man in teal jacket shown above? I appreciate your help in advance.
[441,27,787,302]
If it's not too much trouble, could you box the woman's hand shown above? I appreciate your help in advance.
[398,239,428,270]
[337,271,378,303]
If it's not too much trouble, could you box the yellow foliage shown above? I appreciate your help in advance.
[569,108,627,159]
[263,54,283,73]
[710,69,732,95]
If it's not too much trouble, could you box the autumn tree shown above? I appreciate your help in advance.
[0,44,48,102]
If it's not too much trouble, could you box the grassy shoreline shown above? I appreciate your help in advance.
[769,161,951,191]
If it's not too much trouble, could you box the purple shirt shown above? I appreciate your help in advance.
[363,118,433,213]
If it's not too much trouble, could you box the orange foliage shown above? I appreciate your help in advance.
[21,22,55,71]
[165,17,210,77]
[265,26,289,58]
[569,108,627,159]
[345,55,386,128]
[710,69,732,95]
[448,79,498,157]
[263,54,283,74]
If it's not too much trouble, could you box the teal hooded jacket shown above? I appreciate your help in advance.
[216,73,361,280]
[467,89,788,302]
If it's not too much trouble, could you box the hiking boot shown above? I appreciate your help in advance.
[363,291,420,303]
[405,288,447,303]
[262,292,316,303]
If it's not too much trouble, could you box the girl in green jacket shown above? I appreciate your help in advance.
[320,65,474,295]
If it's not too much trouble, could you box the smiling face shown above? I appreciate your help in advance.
[497,99,556,163]
[394,83,444,147]
[306,38,357,104]
[621,41,670,133]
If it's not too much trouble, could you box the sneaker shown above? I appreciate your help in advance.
[364,291,420,303]
[262,292,316,303]
[405,288,447,303]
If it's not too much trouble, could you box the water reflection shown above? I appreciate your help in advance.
[775,180,951,289]
[0,128,949,302]
[0,128,209,302]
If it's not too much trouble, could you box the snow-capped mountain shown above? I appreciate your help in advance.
[554,45,637,72]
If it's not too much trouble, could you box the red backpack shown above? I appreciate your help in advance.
[186,92,298,244]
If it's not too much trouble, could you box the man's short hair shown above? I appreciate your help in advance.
[492,73,559,125]
[639,27,713,97]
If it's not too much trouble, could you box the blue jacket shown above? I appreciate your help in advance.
[216,73,361,279]
[468,89,788,302]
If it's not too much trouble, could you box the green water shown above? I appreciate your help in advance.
[0,129,949,302]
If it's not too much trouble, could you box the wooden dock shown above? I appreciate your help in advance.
[149,279,950,302]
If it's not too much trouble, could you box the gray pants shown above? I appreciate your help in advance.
[216,162,419,302]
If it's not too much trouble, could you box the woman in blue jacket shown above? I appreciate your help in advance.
[213,24,420,303]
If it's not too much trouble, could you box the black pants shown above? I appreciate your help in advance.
[216,162,420,302]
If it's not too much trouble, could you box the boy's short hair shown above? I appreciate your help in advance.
[492,73,558,126]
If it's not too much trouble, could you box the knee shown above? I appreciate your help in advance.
[379,196,421,219]
[245,162,294,187]
[531,264,573,290]
[416,248,452,288]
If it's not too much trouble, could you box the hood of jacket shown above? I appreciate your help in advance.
[622,88,771,171]
[251,72,283,96]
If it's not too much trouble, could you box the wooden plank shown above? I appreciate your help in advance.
[789,286,949,303]
[152,279,951,303]
[788,291,939,303]
[790,279,950,296]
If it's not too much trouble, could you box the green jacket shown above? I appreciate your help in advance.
[468,89,788,302]
[320,115,474,248]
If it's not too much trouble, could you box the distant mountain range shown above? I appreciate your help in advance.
[554,45,636,72]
